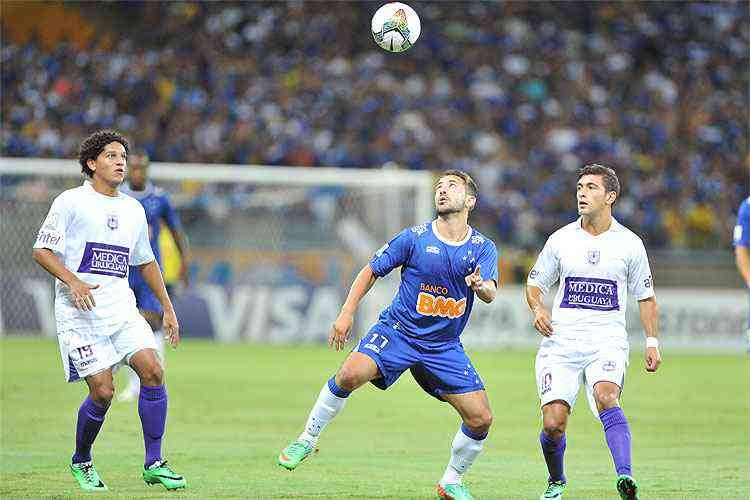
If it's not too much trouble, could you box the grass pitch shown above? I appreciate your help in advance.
[1,337,747,499]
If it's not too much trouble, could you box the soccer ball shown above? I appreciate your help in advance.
[371,2,421,53]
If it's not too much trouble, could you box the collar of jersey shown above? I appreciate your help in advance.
[431,220,473,246]
[575,216,624,234]
[83,180,122,199]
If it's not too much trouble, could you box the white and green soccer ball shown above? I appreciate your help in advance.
[371,2,421,53]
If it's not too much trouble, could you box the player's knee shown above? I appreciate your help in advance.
[465,410,493,436]
[335,365,367,392]
[138,362,164,386]
[542,416,566,439]
[90,384,114,406]
[595,391,619,410]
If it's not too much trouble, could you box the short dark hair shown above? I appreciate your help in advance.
[128,149,150,167]
[78,130,129,178]
[439,169,479,198]
[577,163,620,197]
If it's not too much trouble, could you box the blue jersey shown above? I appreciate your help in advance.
[120,182,180,265]
[734,197,750,249]
[369,220,499,343]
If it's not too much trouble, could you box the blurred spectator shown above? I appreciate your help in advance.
[1,1,747,250]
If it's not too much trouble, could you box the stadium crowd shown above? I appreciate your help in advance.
[2,1,747,249]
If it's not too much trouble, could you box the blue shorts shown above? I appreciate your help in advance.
[353,322,485,401]
[128,266,162,314]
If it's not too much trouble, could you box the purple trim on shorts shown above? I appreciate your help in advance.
[68,356,81,382]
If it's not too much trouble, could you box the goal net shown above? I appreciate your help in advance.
[0,158,434,342]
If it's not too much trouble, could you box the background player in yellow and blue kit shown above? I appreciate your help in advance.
[119,151,190,400]
[278,170,498,500]
[733,196,750,352]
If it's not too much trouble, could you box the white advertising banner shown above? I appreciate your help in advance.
[6,280,746,352]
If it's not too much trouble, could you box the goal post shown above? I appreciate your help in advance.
[0,157,434,341]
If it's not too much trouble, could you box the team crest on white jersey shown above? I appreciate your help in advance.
[107,214,119,230]
[426,245,440,254]
[411,223,428,235]
[586,249,600,264]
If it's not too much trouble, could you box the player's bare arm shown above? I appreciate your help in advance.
[638,296,660,372]
[138,260,180,347]
[735,246,750,288]
[330,264,378,351]
[33,248,99,311]
[169,226,191,287]
[464,265,496,303]
[525,284,553,336]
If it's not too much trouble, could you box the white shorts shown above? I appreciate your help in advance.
[58,315,157,383]
[535,336,629,417]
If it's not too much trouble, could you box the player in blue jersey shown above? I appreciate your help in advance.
[278,170,498,500]
[733,196,750,352]
[118,151,190,400]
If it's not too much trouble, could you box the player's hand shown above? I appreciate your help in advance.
[532,306,554,337]
[645,346,661,372]
[163,308,180,348]
[68,278,99,311]
[329,310,354,351]
[465,265,483,291]
[179,262,190,287]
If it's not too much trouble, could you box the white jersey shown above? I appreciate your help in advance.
[527,217,654,341]
[34,181,155,332]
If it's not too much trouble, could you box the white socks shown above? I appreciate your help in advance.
[440,425,486,486]
[297,378,349,445]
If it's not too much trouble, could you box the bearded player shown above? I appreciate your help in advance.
[278,170,498,500]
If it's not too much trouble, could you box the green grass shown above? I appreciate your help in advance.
[1,337,748,499]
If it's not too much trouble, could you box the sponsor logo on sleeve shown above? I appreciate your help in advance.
[77,242,130,278]
[471,234,485,245]
[529,269,539,279]
[644,275,653,288]
[411,223,428,235]
[375,243,389,257]
[560,276,619,311]
[426,245,440,254]
[36,230,62,246]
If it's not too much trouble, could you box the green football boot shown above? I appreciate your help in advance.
[437,482,474,500]
[616,474,638,500]
[540,480,566,499]
[278,440,315,470]
[70,462,108,491]
[142,460,186,490]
